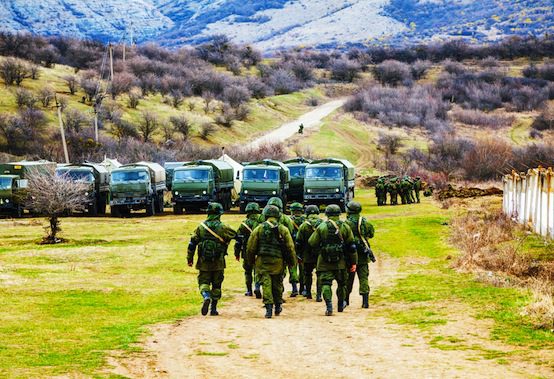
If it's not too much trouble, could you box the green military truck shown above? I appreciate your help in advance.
[303,158,355,212]
[163,161,188,191]
[0,160,56,217]
[284,157,311,203]
[109,161,166,217]
[55,163,109,216]
[239,159,290,213]
[171,160,234,214]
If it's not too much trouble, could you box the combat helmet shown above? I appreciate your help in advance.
[245,202,261,214]
[267,197,284,211]
[346,201,362,214]
[207,202,224,215]
[290,202,303,213]
[325,204,342,217]
[305,205,320,216]
[263,205,281,219]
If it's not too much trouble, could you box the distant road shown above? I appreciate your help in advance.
[247,98,347,149]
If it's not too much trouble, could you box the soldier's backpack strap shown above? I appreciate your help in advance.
[358,217,370,250]
[241,222,253,234]
[200,222,225,244]
[290,217,300,231]
[328,219,344,242]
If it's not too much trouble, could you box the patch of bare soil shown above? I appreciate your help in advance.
[107,256,552,378]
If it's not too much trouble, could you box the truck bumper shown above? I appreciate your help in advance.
[303,193,345,205]
[110,197,148,207]
[239,194,274,206]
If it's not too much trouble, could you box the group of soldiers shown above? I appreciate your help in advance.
[375,175,422,206]
[187,197,376,318]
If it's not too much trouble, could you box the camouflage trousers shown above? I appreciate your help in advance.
[198,270,224,301]
[243,261,254,289]
[287,264,299,284]
[346,263,369,296]
[259,272,284,305]
[319,269,347,303]
[303,262,321,297]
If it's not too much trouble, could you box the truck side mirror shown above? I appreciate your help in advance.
[17,179,29,189]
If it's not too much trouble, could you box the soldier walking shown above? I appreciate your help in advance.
[344,201,375,309]
[309,204,357,316]
[295,205,323,300]
[187,203,237,316]
[247,205,296,318]
[235,202,261,297]
[413,176,422,203]
[375,178,386,206]
[289,202,306,296]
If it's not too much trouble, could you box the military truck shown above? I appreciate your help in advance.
[239,159,290,213]
[172,160,234,214]
[303,158,355,211]
[284,158,311,203]
[163,161,188,191]
[55,163,109,216]
[109,162,166,217]
[0,160,56,217]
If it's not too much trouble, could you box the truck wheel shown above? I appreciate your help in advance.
[174,204,183,215]
[111,205,120,218]
[88,202,98,217]
[99,195,107,214]
[15,205,23,218]
[146,201,155,216]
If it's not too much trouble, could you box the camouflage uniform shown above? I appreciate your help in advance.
[309,204,357,316]
[413,177,422,203]
[387,178,399,205]
[187,203,237,316]
[295,205,323,300]
[234,202,261,297]
[375,178,386,206]
[247,205,296,318]
[289,202,306,296]
[345,201,375,309]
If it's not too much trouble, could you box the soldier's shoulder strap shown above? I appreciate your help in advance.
[358,217,370,250]
[241,222,254,234]
[328,219,344,242]
[290,217,300,230]
[200,222,225,244]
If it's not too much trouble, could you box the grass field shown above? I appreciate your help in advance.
[1,190,553,377]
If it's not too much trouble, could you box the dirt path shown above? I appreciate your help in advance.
[247,98,346,149]
[107,256,548,379]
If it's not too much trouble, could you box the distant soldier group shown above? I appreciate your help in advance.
[187,198,376,318]
[375,175,422,206]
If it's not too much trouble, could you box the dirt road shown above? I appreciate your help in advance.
[247,98,346,149]
[108,256,547,379]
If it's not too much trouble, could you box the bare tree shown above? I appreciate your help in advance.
[199,122,215,140]
[127,87,142,109]
[138,110,159,142]
[15,88,37,109]
[170,114,192,140]
[25,170,88,244]
[38,85,55,107]
[0,57,30,86]
[63,75,78,95]
[29,64,40,80]
[377,132,404,171]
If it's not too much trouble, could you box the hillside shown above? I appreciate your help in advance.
[0,0,552,50]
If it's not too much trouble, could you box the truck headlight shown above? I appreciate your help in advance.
[307,189,311,193]
[174,191,179,195]
[335,188,340,193]
[4,199,8,203]
[244,190,248,194]
[203,190,207,195]
[272,191,276,195]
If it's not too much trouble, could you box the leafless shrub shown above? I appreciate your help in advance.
[523,63,554,81]
[411,59,432,80]
[29,64,40,80]
[63,108,90,133]
[110,118,138,141]
[127,86,142,109]
[0,57,30,86]
[522,280,554,330]
[330,58,361,83]
[199,122,215,140]
[227,141,289,163]
[169,114,192,140]
[442,59,468,75]
[306,96,319,106]
[531,105,554,131]
[79,73,100,103]
[109,72,137,100]
[25,170,88,244]
[462,138,513,181]
[15,87,37,109]
[451,108,514,129]
[64,75,78,95]
[161,122,175,142]
[138,111,159,143]
[38,85,55,107]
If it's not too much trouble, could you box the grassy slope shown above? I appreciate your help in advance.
[0,58,326,148]
[1,192,553,377]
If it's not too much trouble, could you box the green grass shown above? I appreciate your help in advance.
[1,190,552,377]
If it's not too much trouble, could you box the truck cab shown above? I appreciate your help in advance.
[239,160,290,213]
[55,163,109,215]
[163,161,188,191]
[303,158,355,211]
[284,158,311,203]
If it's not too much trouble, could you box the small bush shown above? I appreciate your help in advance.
[38,86,55,107]
[411,60,432,80]
[523,63,554,81]
[451,109,514,128]
[331,58,361,83]
[531,106,554,131]
[199,122,215,140]
[462,138,513,181]
[372,60,412,86]
[127,87,142,109]
[15,87,37,109]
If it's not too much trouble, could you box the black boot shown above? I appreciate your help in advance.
[362,294,369,309]
[265,304,273,319]
[325,300,333,316]
[338,299,344,312]
[274,303,282,316]
[245,284,253,297]
[345,295,350,306]
[290,283,298,297]
[210,299,219,316]
[201,291,211,316]
[306,290,312,300]
[316,293,322,302]
[254,283,262,299]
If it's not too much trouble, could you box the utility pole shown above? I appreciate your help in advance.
[93,104,99,142]
[122,41,126,62]
[56,98,69,164]
[108,42,114,81]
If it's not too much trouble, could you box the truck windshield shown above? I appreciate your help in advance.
[111,170,149,183]
[174,169,209,181]
[288,166,305,178]
[0,177,12,189]
[305,167,343,179]
[243,168,279,181]
[57,169,94,182]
